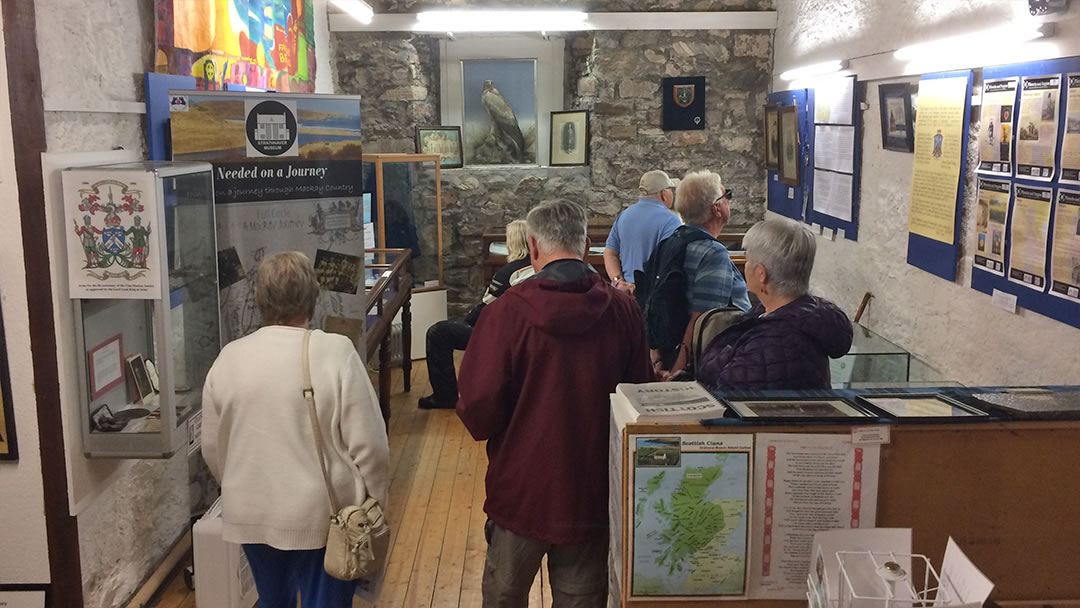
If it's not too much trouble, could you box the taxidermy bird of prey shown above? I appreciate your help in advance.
[482,80,527,162]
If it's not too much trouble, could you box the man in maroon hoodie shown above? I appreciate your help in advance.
[457,200,654,607]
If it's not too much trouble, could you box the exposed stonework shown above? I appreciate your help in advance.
[333,33,440,152]
[78,454,190,608]
[334,4,773,315]
[440,166,606,316]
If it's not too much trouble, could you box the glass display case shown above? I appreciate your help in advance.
[362,153,443,289]
[831,323,954,388]
[64,162,220,458]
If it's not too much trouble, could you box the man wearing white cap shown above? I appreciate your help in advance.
[602,170,682,294]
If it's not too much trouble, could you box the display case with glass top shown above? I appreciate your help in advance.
[831,323,953,388]
[361,154,442,289]
[64,162,219,458]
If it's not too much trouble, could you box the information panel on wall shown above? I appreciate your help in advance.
[908,76,969,244]
[1063,74,1080,185]
[808,75,860,240]
[906,71,972,281]
[977,78,1018,176]
[1016,75,1061,181]
[170,91,364,342]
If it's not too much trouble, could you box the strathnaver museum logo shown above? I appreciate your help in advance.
[246,99,299,157]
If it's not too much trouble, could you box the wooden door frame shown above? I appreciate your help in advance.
[2,2,84,606]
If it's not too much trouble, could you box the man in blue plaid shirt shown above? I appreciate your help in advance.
[659,170,751,378]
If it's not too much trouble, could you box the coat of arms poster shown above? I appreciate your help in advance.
[63,171,162,299]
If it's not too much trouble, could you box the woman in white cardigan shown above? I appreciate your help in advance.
[201,251,389,608]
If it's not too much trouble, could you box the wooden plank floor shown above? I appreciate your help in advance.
[155,354,555,607]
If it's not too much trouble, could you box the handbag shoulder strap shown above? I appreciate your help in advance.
[302,329,341,515]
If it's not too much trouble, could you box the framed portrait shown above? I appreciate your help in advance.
[856,393,989,421]
[777,105,801,186]
[0,296,17,460]
[126,354,152,401]
[415,126,464,169]
[764,105,780,171]
[462,59,538,165]
[723,397,874,422]
[549,110,590,167]
[878,83,915,153]
[88,333,125,401]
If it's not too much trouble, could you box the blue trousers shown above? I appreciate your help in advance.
[242,544,355,608]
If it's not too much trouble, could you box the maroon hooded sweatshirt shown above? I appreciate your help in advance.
[457,259,654,545]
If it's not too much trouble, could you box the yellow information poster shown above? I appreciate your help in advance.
[974,178,1011,275]
[977,78,1018,176]
[1009,184,1053,291]
[1016,75,1061,181]
[908,76,970,243]
[1049,189,1080,303]
[1062,74,1080,185]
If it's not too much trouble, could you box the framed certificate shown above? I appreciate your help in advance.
[724,397,873,422]
[88,334,124,400]
[856,393,988,420]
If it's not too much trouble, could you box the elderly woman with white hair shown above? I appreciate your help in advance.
[201,251,389,607]
[697,218,853,390]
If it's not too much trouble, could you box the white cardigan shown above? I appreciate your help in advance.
[201,326,390,550]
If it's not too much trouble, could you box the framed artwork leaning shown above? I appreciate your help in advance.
[0,295,16,460]
[764,105,780,171]
[777,105,801,186]
[549,110,590,167]
[878,83,915,153]
[415,126,464,169]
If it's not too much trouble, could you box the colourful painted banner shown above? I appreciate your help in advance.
[155,0,316,93]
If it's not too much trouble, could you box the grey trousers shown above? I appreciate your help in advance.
[482,521,608,608]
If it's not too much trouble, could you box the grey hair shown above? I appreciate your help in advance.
[674,170,724,226]
[255,251,320,324]
[743,218,816,298]
[526,200,588,258]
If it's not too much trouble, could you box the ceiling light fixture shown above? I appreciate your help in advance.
[779,60,847,82]
[894,22,1054,61]
[414,10,590,33]
[330,0,375,25]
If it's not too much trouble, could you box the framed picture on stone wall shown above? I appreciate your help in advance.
[549,110,590,167]
[778,105,801,186]
[764,105,780,171]
[415,126,464,169]
[878,83,915,153]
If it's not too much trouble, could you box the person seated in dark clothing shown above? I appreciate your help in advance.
[418,220,534,410]
[697,217,853,390]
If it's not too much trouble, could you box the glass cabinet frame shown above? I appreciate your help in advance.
[362,153,443,289]
[66,161,220,458]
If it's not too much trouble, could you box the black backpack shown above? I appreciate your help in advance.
[634,226,713,352]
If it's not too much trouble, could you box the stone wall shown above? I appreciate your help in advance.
[333,2,774,314]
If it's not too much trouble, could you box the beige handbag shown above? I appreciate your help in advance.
[302,330,391,581]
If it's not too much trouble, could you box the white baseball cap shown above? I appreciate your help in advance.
[639,170,675,195]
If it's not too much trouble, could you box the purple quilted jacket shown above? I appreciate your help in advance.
[697,295,853,391]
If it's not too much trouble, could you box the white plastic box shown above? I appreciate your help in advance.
[193,498,258,608]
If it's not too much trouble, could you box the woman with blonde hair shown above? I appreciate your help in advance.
[418,219,535,409]
[201,251,389,606]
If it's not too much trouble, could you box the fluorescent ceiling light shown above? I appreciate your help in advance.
[331,0,375,25]
[895,22,1054,60]
[779,60,846,82]
[414,10,590,33]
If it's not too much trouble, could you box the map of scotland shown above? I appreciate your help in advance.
[632,445,750,597]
